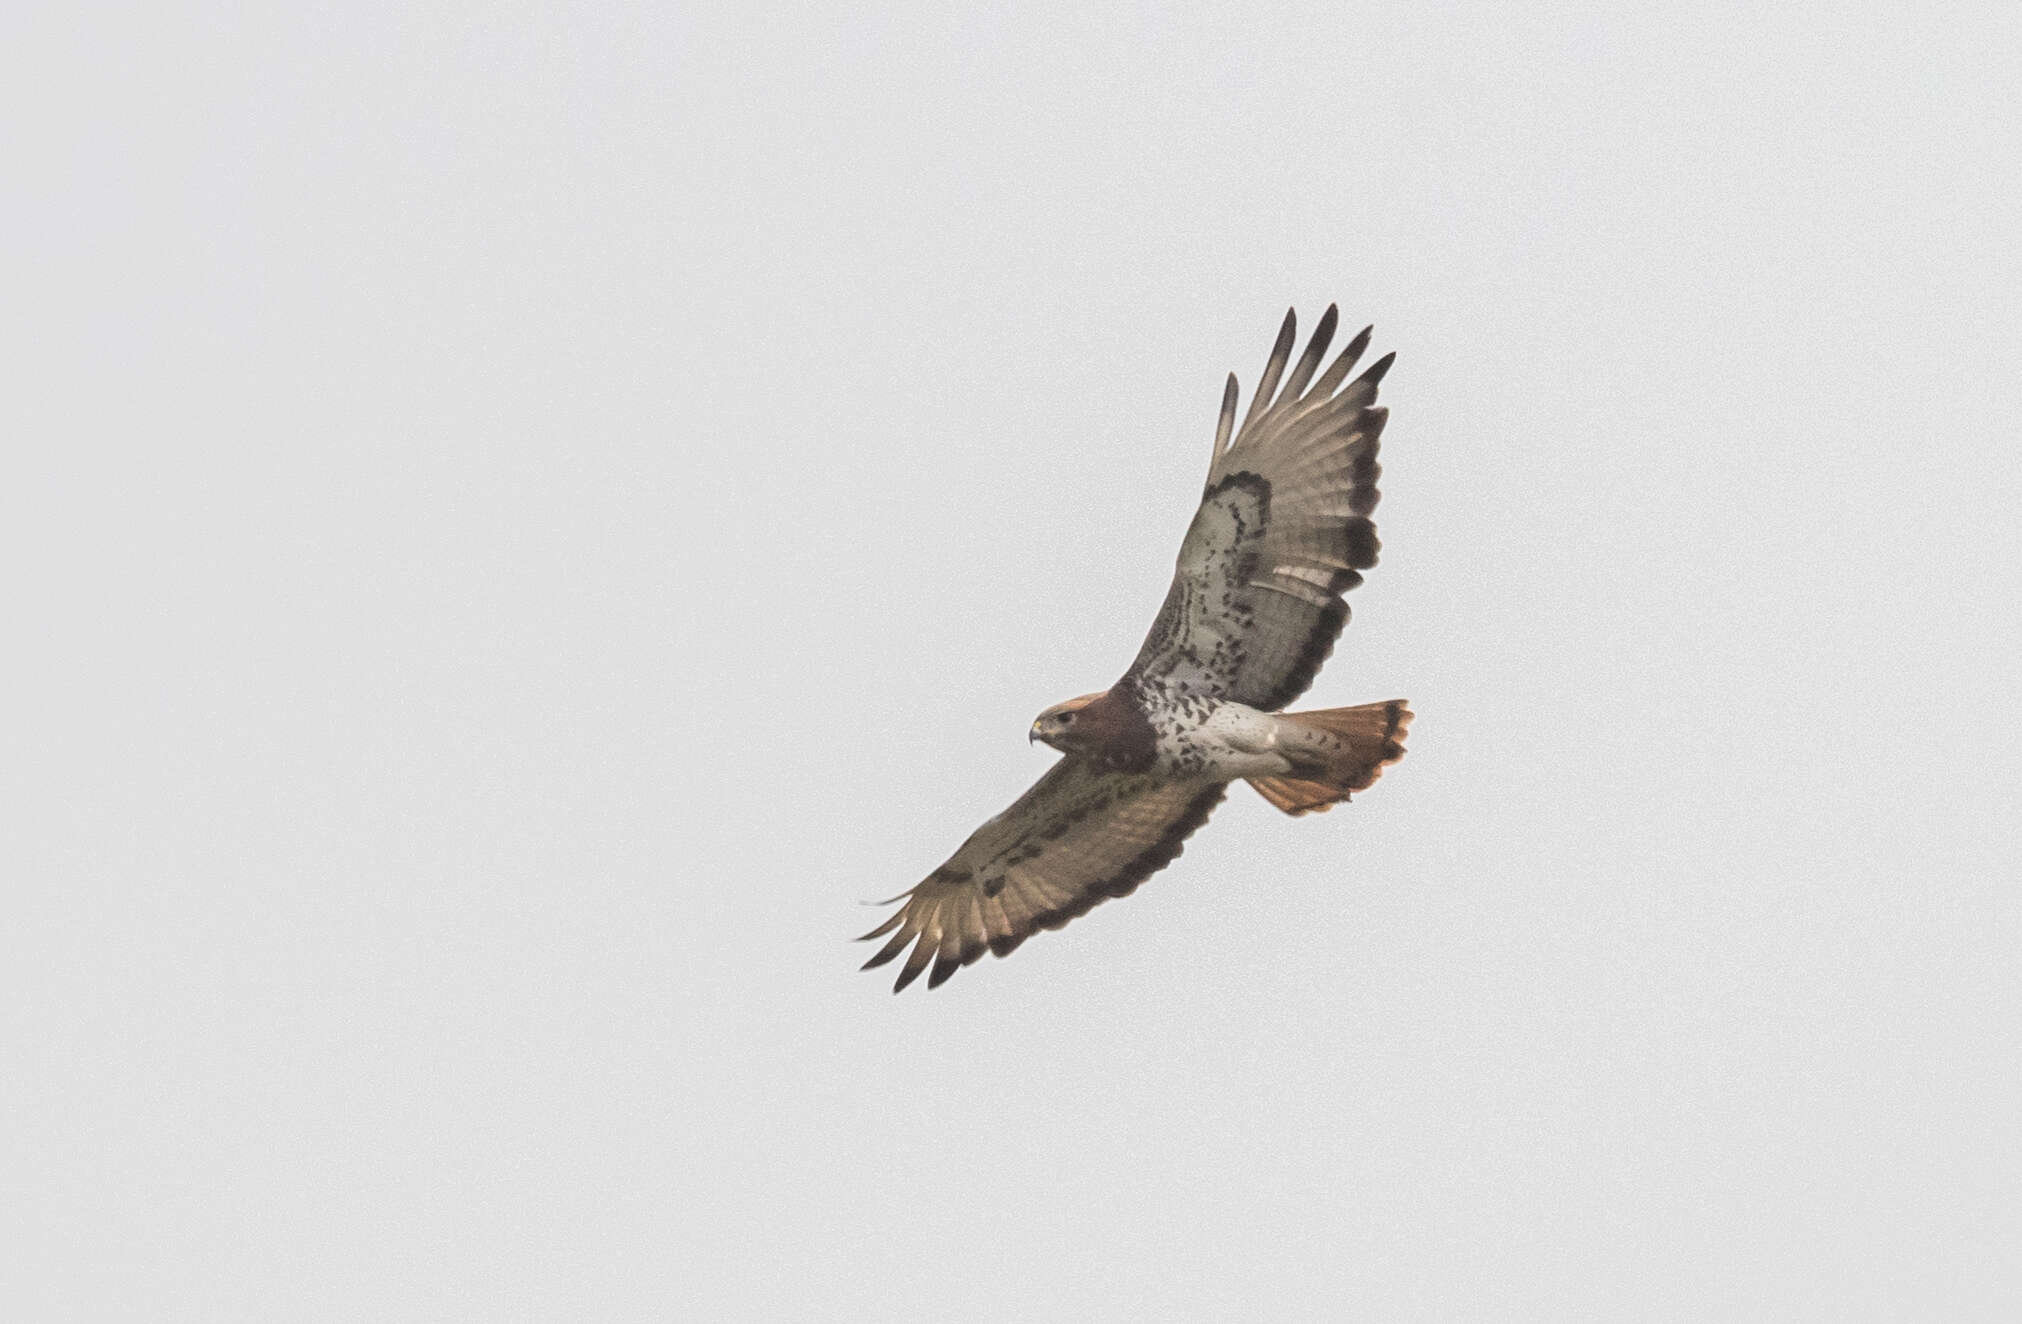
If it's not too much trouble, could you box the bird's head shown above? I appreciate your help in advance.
[1030,692,1109,754]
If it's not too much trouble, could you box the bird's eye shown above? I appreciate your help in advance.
[1058,712,1074,724]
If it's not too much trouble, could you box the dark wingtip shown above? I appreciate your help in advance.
[1356,350,1396,388]
[855,912,904,942]
[891,937,937,992]
[860,929,911,971]
[1214,372,1239,455]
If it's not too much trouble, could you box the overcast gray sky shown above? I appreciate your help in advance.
[8,3,2021,1319]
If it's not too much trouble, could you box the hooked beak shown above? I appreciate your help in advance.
[1029,722,1041,744]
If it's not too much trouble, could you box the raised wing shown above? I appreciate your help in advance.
[858,760,1226,992]
[1125,306,1391,709]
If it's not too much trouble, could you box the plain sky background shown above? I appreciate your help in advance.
[7,3,2020,1319]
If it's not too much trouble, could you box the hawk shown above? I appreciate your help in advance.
[861,306,1410,991]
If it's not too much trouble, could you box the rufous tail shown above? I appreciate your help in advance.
[1248,700,1412,816]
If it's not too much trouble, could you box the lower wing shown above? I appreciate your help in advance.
[859,759,1227,992]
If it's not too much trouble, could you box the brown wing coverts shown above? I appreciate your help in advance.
[1127,306,1391,710]
[858,761,1226,992]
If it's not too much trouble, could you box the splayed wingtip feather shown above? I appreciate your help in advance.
[1240,308,1299,435]
[861,927,913,970]
[856,911,905,942]
[1311,325,1374,398]
[1213,372,1238,458]
[1282,304,1339,400]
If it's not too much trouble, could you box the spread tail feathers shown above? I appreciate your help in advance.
[1248,700,1411,816]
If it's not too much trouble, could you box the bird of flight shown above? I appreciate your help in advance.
[861,306,1409,992]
